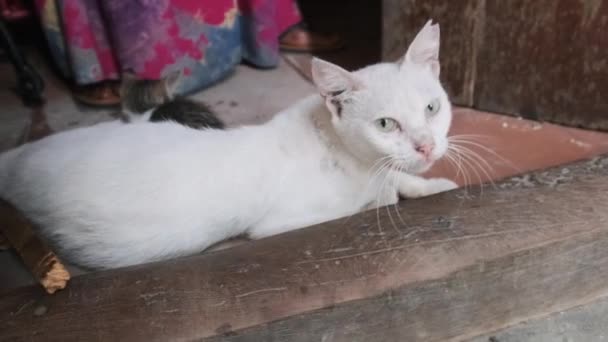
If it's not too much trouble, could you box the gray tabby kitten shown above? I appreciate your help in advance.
[119,71,224,130]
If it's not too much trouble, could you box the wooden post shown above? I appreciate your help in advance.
[382,0,608,130]
[1,156,608,341]
[0,201,69,294]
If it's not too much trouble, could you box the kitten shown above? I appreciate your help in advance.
[120,71,224,130]
[0,20,457,270]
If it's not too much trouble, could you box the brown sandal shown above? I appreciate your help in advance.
[280,26,344,53]
[72,81,121,107]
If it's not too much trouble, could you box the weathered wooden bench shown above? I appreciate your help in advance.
[1,156,607,341]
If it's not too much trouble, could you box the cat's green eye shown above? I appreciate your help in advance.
[375,118,399,132]
[425,99,441,116]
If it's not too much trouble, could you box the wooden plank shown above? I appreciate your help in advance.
[474,0,608,129]
[1,156,608,341]
[382,0,484,106]
[208,227,608,342]
[470,296,608,342]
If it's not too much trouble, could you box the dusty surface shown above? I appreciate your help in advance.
[498,156,608,190]
[470,296,608,342]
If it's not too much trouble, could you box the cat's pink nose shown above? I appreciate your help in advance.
[414,143,435,159]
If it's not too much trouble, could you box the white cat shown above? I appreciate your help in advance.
[0,20,456,270]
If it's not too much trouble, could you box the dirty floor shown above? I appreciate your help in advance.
[1,48,608,340]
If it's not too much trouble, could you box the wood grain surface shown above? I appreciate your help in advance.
[1,156,608,341]
[382,0,608,130]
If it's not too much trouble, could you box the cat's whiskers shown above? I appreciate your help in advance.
[371,154,410,239]
[447,145,486,194]
[442,151,461,179]
[454,144,496,181]
[444,148,470,194]
[445,147,472,191]
[378,158,403,237]
[446,135,508,197]
[363,156,395,202]
[376,157,417,236]
[373,160,395,239]
[368,156,395,180]
[449,138,499,184]
[390,163,410,228]
[341,156,394,226]
[448,135,520,173]
[442,151,464,184]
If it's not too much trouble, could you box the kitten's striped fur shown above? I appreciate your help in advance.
[120,71,224,130]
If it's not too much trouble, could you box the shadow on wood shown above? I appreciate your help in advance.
[1,156,608,341]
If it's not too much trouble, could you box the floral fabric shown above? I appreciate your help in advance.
[35,0,301,94]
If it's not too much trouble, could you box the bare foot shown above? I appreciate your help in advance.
[72,81,121,107]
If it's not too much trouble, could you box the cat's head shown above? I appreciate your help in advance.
[311,20,451,175]
[119,70,182,115]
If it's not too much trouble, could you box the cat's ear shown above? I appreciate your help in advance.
[311,57,362,97]
[401,20,441,78]
[162,69,183,98]
[311,58,363,117]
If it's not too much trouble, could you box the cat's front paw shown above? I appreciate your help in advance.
[400,177,458,198]
[426,178,458,195]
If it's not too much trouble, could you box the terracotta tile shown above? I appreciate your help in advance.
[279,53,608,187]
[426,108,608,186]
